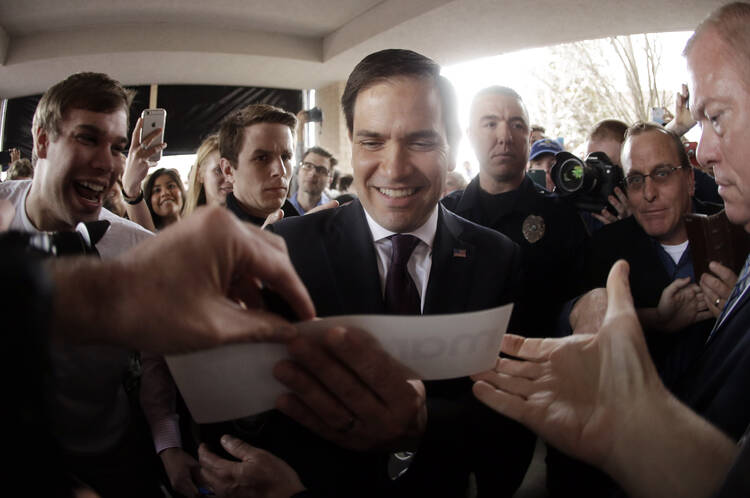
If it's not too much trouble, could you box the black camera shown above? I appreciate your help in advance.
[550,151,624,213]
[1,221,110,258]
[303,107,323,123]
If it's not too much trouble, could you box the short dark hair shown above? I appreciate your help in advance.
[143,168,186,230]
[588,119,629,144]
[341,49,460,162]
[470,86,529,124]
[624,122,691,170]
[531,124,546,133]
[32,72,134,140]
[219,104,297,168]
[302,145,338,169]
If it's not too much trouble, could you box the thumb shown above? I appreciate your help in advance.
[220,434,255,461]
[604,259,635,321]
[262,209,284,229]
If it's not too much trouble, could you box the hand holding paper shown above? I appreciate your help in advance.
[274,326,427,452]
[166,304,513,425]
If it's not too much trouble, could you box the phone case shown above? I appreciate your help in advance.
[140,109,166,163]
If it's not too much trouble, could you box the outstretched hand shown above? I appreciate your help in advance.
[472,260,662,467]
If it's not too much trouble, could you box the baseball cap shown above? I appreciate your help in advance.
[530,138,563,161]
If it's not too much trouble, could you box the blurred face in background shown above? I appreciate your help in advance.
[201,150,232,206]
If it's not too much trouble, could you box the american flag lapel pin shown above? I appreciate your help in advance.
[453,248,467,258]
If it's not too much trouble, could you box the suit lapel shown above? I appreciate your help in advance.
[423,206,475,314]
[323,200,385,315]
[710,284,750,342]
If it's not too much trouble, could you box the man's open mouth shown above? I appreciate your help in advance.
[74,180,106,203]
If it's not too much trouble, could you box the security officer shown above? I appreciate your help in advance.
[442,86,588,336]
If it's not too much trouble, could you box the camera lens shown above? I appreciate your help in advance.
[559,160,584,192]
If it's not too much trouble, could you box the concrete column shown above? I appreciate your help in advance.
[314,81,351,174]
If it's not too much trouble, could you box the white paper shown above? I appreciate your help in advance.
[166,303,513,423]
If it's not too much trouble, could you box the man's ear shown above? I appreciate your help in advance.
[687,164,696,197]
[33,126,50,160]
[220,158,235,184]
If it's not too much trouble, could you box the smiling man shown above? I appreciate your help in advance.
[0,72,159,497]
[242,49,534,497]
[219,104,300,225]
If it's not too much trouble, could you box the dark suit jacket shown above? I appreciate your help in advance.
[262,200,535,497]
[671,281,750,442]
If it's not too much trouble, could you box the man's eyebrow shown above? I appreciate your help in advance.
[355,129,383,139]
[405,129,441,141]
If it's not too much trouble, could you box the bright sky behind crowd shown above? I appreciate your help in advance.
[158,30,698,185]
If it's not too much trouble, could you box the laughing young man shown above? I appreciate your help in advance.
[0,72,158,497]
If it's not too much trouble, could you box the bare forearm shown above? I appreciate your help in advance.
[606,390,737,498]
[125,200,157,232]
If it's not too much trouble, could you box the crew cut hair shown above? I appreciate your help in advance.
[683,3,750,83]
[587,119,629,144]
[624,121,691,170]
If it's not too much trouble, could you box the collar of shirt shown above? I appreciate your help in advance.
[363,205,439,312]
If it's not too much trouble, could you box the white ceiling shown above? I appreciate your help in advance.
[0,0,726,98]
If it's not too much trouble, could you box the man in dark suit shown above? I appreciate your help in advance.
[258,49,533,497]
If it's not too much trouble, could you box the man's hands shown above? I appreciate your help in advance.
[471,260,737,498]
[700,261,738,318]
[592,187,631,225]
[50,206,315,353]
[198,435,305,498]
[473,260,656,467]
[160,447,202,498]
[273,326,427,452]
[648,277,713,331]
[665,84,697,137]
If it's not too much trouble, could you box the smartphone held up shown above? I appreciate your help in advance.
[140,108,167,163]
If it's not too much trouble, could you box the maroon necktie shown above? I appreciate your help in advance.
[384,234,421,315]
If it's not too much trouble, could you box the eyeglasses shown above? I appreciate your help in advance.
[300,162,330,176]
[623,165,684,191]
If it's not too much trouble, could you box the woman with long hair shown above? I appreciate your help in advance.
[184,134,232,215]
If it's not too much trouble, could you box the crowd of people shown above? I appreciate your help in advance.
[2,2,750,497]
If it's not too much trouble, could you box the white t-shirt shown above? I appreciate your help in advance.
[0,179,153,454]
[661,240,689,265]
